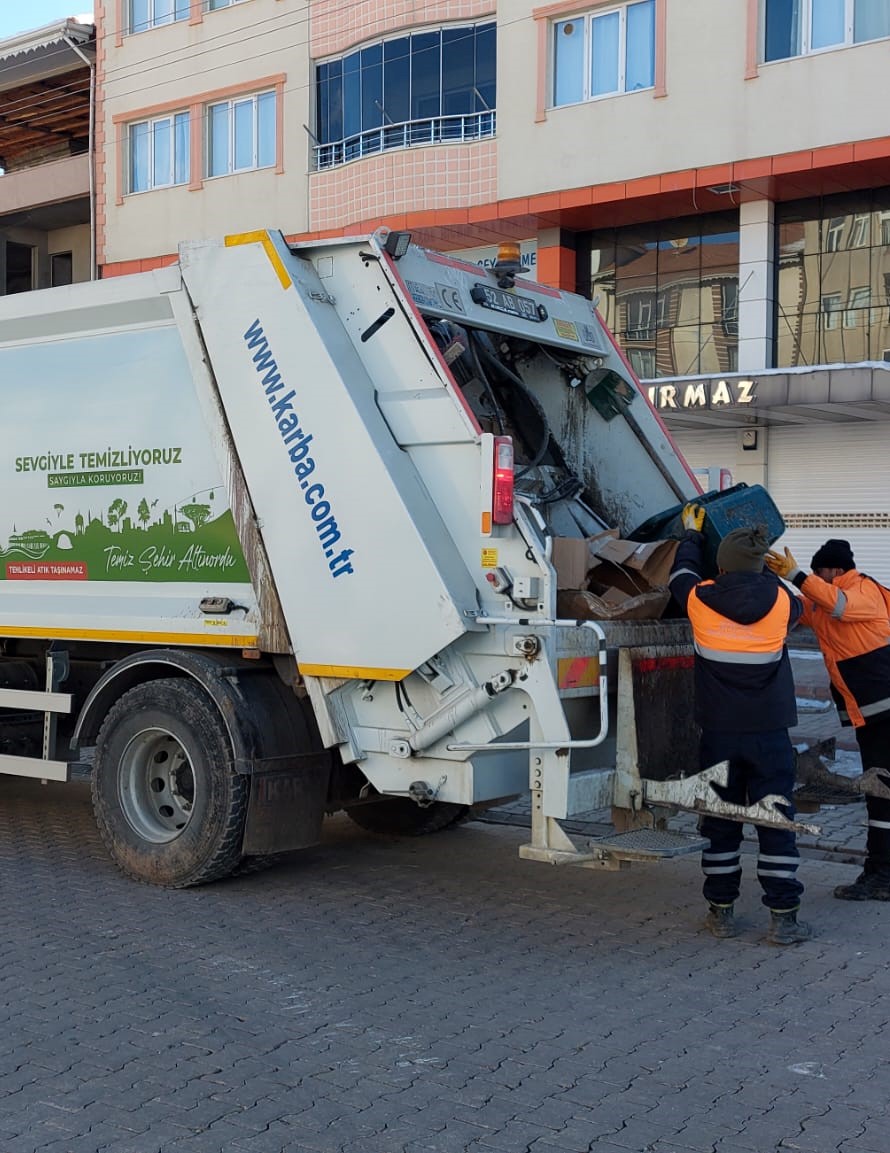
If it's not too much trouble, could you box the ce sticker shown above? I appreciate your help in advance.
[437,283,465,313]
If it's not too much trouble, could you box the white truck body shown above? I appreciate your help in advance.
[0,229,813,885]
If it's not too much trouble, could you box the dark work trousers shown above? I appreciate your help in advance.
[854,715,890,876]
[698,728,803,911]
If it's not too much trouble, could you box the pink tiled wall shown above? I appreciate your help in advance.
[309,140,497,230]
[311,0,495,57]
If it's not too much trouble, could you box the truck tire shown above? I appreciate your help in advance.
[91,678,247,887]
[345,798,469,836]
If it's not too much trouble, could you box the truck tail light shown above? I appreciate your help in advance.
[492,436,514,525]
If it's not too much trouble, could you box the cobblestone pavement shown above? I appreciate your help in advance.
[2,769,889,1153]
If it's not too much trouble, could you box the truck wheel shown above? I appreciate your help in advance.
[345,798,469,836]
[91,678,247,887]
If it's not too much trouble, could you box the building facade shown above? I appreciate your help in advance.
[75,2,890,569]
[0,18,95,293]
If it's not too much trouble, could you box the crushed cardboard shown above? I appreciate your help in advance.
[552,529,678,622]
[558,588,671,622]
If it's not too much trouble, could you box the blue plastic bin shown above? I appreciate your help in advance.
[629,483,785,576]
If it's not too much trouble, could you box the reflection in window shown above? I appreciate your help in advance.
[628,348,656,378]
[721,281,739,335]
[553,1,655,105]
[578,213,739,378]
[776,190,890,366]
[314,24,495,169]
[822,292,842,329]
[845,286,871,327]
[763,0,890,61]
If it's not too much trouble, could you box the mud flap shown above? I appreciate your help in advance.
[242,751,332,855]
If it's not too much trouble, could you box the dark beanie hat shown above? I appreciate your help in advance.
[811,539,855,571]
[716,526,770,573]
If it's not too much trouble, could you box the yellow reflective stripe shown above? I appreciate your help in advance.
[0,626,257,647]
[225,230,291,290]
[299,663,410,682]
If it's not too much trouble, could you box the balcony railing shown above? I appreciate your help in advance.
[314,110,496,171]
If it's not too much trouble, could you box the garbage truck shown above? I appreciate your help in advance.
[0,227,814,887]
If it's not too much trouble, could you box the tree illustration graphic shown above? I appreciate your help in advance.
[180,502,211,532]
[107,498,128,533]
[138,498,151,528]
[53,503,64,519]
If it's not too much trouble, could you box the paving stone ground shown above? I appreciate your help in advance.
[2,756,888,1153]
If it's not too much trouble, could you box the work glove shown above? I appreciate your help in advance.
[765,547,802,582]
[681,503,705,532]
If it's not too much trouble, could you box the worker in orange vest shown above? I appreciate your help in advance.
[670,508,809,944]
[767,538,890,900]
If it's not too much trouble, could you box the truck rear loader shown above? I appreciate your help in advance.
[0,228,814,886]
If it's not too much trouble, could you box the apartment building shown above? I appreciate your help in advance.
[0,18,95,293]
[93,1,890,570]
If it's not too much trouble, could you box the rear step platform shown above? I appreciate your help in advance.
[589,828,707,861]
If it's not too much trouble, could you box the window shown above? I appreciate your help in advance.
[206,91,275,177]
[51,253,74,287]
[849,214,870,248]
[776,189,890,366]
[763,0,890,62]
[129,112,190,192]
[314,24,496,169]
[129,0,190,34]
[822,292,842,329]
[626,293,654,339]
[823,216,844,251]
[845,286,871,326]
[721,281,739,336]
[207,0,248,9]
[628,348,656,377]
[553,1,654,106]
[579,213,740,378]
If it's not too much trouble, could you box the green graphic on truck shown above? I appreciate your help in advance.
[0,326,251,583]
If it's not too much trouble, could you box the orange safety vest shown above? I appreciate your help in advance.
[688,582,791,664]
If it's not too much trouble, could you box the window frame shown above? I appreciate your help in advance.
[821,291,842,329]
[761,0,890,62]
[50,252,74,287]
[205,89,276,178]
[313,22,497,169]
[128,0,190,35]
[845,285,872,327]
[127,110,190,194]
[205,0,249,11]
[551,0,656,107]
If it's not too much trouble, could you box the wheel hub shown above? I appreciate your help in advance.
[118,727,197,843]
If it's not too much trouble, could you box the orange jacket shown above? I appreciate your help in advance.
[797,569,890,727]
[688,583,792,662]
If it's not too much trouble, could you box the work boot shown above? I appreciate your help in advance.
[767,907,813,945]
[704,902,738,938]
[833,871,890,901]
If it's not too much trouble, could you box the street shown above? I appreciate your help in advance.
[1,776,888,1153]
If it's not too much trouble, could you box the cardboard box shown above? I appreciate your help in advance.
[587,534,678,592]
[552,530,678,622]
[558,587,671,622]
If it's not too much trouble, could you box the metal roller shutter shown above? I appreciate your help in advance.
[768,424,890,580]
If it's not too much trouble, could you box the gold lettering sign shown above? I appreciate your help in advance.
[647,379,757,410]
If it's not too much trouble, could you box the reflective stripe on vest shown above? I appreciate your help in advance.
[688,583,790,665]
